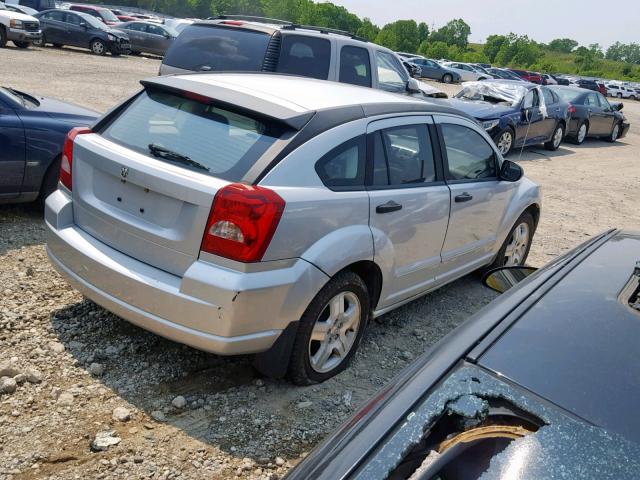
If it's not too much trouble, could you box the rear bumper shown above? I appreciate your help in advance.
[45,189,329,355]
[8,29,41,42]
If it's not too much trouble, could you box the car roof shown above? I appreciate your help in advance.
[142,73,470,129]
[69,4,107,11]
[478,230,640,444]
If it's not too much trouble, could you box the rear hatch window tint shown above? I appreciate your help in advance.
[101,89,285,181]
[163,24,271,72]
[277,35,331,80]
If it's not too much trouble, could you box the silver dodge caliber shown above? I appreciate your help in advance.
[45,73,541,384]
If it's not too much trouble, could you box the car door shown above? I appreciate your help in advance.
[416,59,436,79]
[583,92,606,135]
[124,22,146,52]
[366,116,451,308]
[338,45,372,88]
[0,98,25,197]
[63,12,87,47]
[436,116,515,276]
[146,23,172,55]
[517,88,547,145]
[540,87,561,136]
[40,10,66,44]
[596,93,616,134]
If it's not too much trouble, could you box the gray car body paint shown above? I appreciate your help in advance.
[354,365,640,479]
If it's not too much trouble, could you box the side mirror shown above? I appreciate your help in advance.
[612,102,623,111]
[482,266,538,294]
[499,159,523,182]
[79,21,87,28]
[406,78,422,94]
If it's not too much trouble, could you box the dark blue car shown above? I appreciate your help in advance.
[449,80,571,156]
[0,86,97,205]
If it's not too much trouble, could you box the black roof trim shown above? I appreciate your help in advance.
[139,76,314,130]
[190,19,279,36]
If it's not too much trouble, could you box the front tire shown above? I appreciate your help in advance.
[13,41,30,49]
[288,271,369,385]
[32,34,45,47]
[606,122,621,143]
[0,27,7,48]
[493,127,514,156]
[91,39,106,56]
[442,73,453,84]
[544,123,564,150]
[485,212,535,270]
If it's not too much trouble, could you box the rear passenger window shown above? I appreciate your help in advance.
[315,136,365,189]
[371,125,436,187]
[278,35,331,80]
[585,93,598,106]
[339,46,372,88]
[541,88,554,105]
[441,124,497,180]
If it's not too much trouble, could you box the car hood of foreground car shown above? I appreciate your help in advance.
[478,231,640,444]
[446,98,518,119]
[19,91,99,125]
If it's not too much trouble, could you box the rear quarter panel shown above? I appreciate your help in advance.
[259,118,373,277]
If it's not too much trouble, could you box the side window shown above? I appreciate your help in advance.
[375,51,408,93]
[585,93,598,106]
[339,46,372,88]
[541,87,554,105]
[315,136,365,189]
[597,94,611,109]
[147,24,165,36]
[278,35,331,80]
[441,123,497,181]
[371,124,436,187]
[65,13,82,25]
[522,89,539,108]
[127,23,143,32]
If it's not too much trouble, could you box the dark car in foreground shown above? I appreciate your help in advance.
[115,20,176,56]
[550,85,629,144]
[34,9,130,55]
[450,80,570,156]
[0,86,97,205]
[287,229,640,480]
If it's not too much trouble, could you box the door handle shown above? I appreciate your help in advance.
[376,201,403,214]
[455,192,473,203]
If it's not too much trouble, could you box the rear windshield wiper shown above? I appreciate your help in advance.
[148,144,210,172]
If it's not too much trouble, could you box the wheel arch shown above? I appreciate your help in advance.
[338,260,383,312]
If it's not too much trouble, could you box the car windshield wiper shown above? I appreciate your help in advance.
[6,87,26,107]
[148,144,210,172]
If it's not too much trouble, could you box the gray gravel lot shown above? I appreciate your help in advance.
[1,45,639,479]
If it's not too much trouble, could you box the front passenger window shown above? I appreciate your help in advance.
[376,51,408,93]
[441,124,497,180]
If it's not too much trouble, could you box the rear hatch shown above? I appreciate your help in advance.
[72,87,286,276]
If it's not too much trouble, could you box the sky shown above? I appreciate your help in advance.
[328,0,639,48]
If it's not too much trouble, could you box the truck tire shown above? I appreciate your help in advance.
[0,26,7,48]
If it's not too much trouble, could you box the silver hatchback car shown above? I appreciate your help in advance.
[45,74,541,384]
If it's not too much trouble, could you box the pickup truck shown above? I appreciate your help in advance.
[0,2,41,48]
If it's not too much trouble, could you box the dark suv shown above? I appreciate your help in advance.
[159,16,446,98]
[34,9,130,55]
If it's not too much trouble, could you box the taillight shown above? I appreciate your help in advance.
[60,127,92,190]
[201,183,285,263]
[567,103,576,114]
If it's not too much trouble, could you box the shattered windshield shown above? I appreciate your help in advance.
[454,81,529,106]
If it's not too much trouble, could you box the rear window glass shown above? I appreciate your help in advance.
[101,90,285,181]
[163,25,271,72]
[277,35,331,80]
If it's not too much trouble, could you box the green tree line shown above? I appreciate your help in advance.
[87,0,640,80]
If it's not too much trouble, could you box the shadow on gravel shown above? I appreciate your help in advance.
[0,203,46,256]
[49,273,496,463]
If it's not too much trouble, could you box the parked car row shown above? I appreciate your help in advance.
[448,80,629,156]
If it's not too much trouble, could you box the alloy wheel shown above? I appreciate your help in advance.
[504,222,530,266]
[552,126,563,148]
[497,131,513,155]
[611,124,619,141]
[577,124,587,143]
[92,41,105,55]
[308,291,361,374]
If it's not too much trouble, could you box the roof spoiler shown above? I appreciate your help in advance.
[139,76,314,130]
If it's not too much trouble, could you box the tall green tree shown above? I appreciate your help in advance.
[429,19,471,49]
[547,38,578,53]
[483,34,507,63]
[356,18,380,42]
[375,20,420,52]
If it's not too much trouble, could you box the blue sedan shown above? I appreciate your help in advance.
[0,87,98,205]
[448,80,571,156]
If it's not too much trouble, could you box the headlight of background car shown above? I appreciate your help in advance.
[107,34,116,41]
[10,19,24,29]
[482,119,500,131]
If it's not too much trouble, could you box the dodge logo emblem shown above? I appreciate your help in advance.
[121,167,129,179]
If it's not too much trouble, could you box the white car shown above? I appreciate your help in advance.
[0,1,41,48]
[440,62,488,81]
[606,84,637,100]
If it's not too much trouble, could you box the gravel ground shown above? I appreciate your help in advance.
[1,45,639,480]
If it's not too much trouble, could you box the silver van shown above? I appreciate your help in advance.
[45,73,541,384]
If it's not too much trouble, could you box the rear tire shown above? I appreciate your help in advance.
[288,271,369,385]
[13,41,30,48]
[53,43,63,48]
[544,123,564,150]
[129,50,141,56]
[0,27,7,48]
[570,121,588,145]
[442,73,453,84]
[484,212,535,270]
